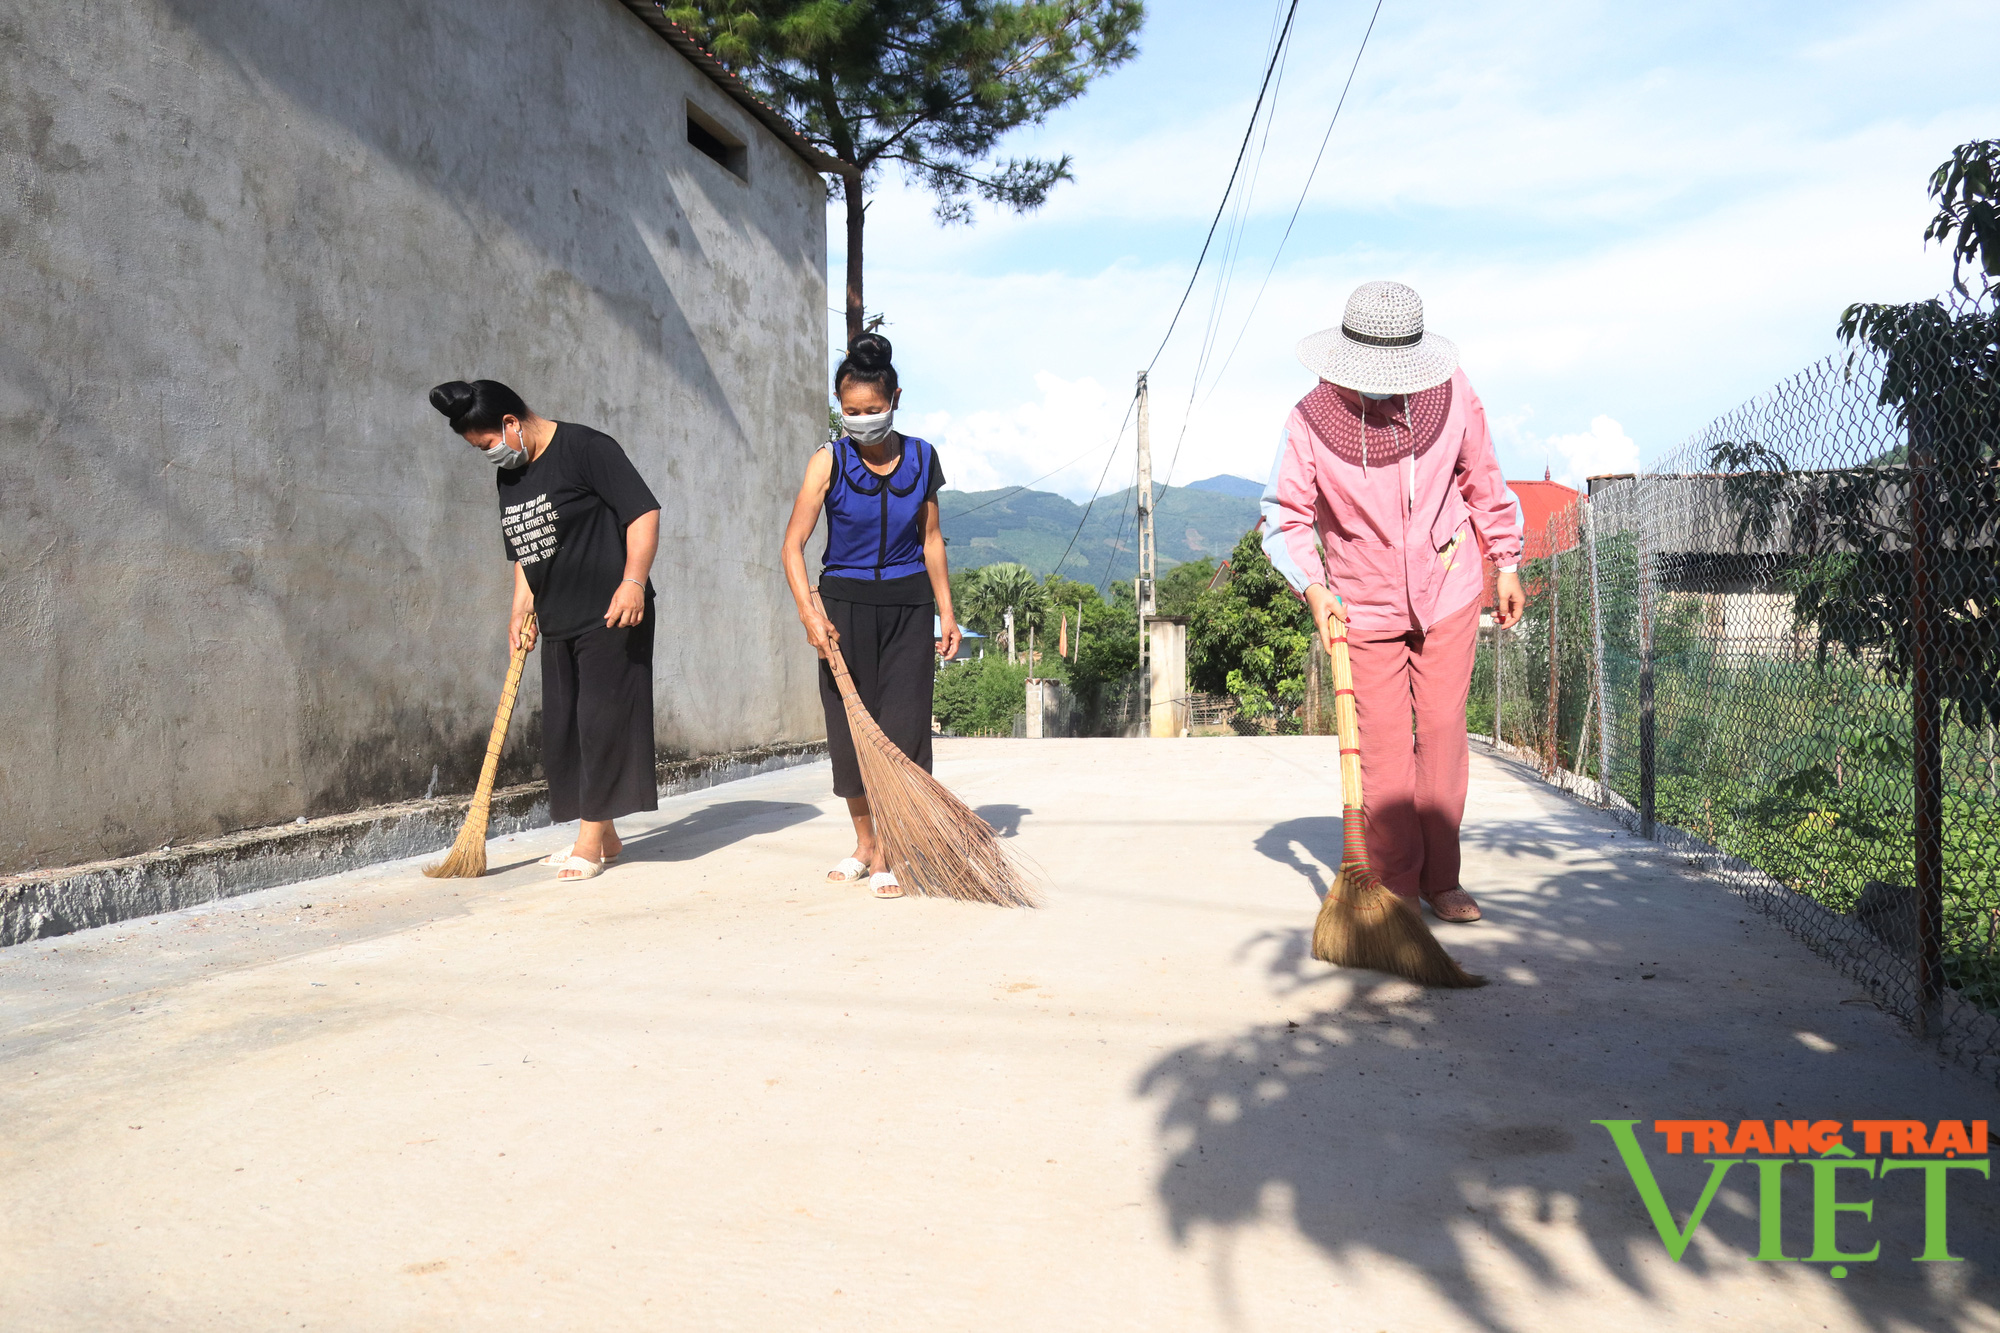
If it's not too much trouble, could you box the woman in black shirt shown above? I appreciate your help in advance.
[431,380,662,882]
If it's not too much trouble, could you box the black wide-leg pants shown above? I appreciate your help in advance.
[540,612,658,823]
[817,598,935,800]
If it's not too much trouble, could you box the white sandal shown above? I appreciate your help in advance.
[554,854,605,881]
[869,871,904,900]
[540,845,619,867]
[826,856,868,883]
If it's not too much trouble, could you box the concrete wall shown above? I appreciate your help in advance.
[0,0,830,873]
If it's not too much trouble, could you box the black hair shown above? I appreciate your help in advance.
[428,379,530,434]
[833,333,897,397]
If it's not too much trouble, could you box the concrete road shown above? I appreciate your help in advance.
[2,739,1994,1332]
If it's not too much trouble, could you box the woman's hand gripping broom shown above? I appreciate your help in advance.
[810,590,1037,907]
[1310,598,1483,986]
[425,612,536,879]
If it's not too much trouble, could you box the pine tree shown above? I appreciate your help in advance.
[661,0,1143,343]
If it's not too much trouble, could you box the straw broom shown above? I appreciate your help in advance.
[1310,599,1483,986]
[812,590,1037,907]
[425,613,535,879]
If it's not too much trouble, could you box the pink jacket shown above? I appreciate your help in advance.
[1261,369,1522,636]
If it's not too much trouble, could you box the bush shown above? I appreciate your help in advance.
[935,655,1033,736]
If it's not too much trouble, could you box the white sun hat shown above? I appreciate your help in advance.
[1295,280,1459,395]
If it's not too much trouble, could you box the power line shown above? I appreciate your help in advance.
[1096,454,1140,594]
[957,0,1383,580]
[1196,0,1388,411]
[942,424,1131,519]
[1156,0,1299,497]
[1051,392,1139,577]
[1158,0,1387,497]
[1143,0,1303,374]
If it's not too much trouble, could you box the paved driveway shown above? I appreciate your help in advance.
[2,738,1992,1331]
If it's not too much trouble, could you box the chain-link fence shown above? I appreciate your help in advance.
[1475,285,2000,1082]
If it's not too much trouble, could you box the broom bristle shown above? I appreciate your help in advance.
[423,803,491,879]
[844,694,1037,907]
[1311,858,1485,988]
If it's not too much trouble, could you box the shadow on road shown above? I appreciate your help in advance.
[620,801,819,864]
[1254,816,1344,900]
[975,804,1032,838]
[1142,816,2000,1332]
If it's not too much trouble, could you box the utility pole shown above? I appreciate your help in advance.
[1005,606,1016,665]
[1135,371,1156,624]
[1135,371,1156,724]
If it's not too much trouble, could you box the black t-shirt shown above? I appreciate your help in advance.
[496,423,661,640]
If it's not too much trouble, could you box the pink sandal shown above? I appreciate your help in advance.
[1425,887,1482,922]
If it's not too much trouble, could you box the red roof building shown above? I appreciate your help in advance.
[1483,470,1580,608]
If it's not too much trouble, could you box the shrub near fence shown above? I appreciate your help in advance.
[1475,284,2000,1082]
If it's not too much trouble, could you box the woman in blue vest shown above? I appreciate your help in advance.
[781,334,960,899]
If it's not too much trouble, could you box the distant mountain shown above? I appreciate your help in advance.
[939,482,1260,588]
[1182,473,1265,499]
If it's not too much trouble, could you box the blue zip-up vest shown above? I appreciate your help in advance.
[821,436,936,581]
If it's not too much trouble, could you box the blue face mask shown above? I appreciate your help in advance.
[1359,391,1395,401]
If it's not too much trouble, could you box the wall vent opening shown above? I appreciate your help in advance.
[686,101,748,180]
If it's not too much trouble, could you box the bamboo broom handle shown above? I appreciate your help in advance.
[1325,598,1364,809]
[468,612,535,817]
[808,589,863,703]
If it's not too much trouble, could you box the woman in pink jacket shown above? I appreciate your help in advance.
[1262,281,1525,922]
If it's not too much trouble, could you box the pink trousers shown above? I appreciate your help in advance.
[1345,597,1479,902]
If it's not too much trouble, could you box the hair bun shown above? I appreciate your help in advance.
[845,333,893,370]
[429,381,476,419]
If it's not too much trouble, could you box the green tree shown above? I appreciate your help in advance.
[664,0,1143,343]
[1156,557,1216,616]
[1713,137,1999,730]
[1188,529,1310,721]
[959,561,1045,642]
[1041,572,1134,696]
[934,655,1032,734]
[932,653,980,731]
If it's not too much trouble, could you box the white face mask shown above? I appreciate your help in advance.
[1359,390,1395,401]
[841,409,895,445]
[482,421,528,469]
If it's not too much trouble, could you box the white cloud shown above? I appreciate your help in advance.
[826,0,1998,496]
[1488,406,1639,485]
[910,372,1130,498]
[1548,416,1642,487]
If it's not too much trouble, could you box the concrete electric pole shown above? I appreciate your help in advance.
[1134,369,1157,732]
[1134,371,1156,626]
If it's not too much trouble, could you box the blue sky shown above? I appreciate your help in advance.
[828,0,1998,500]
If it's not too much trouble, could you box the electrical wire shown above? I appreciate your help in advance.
[1096,454,1140,594]
[1157,0,1386,497]
[1143,0,1303,374]
[955,0,1386,592]
[1154,0,1300,497]
[1195,0,1387,411]
[944,420,1134,519]
[1050,392,1139,576]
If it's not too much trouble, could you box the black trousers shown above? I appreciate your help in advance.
[818,598,934,799]
[541,613,658,823]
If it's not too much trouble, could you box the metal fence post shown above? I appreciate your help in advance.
[1638,495,1657,840]
[1585,497,1612,793]
[1909,399,1944,1032]
[1546,518,1561,775]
